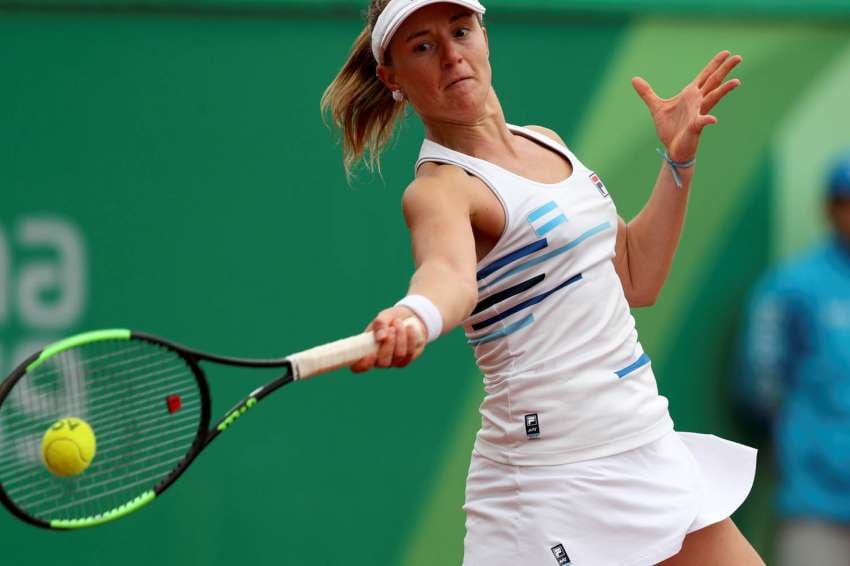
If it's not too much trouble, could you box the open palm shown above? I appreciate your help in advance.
[632,51,742,163]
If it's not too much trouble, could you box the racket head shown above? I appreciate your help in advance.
[0,330,211,530]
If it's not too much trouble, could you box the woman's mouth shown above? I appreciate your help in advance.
[447,77,472,89]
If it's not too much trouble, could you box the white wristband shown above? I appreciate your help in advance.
[395,294,443,343]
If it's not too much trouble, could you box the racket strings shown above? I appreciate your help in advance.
[0,400,201,480]
[0,358,195,461]
[0,338,203,523]
[17,344,157,388]
[16,428,199,510]
[0,345,164,431]
[1,364,195,438]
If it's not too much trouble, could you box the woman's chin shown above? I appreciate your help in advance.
[415,89,489,123]
[445,89,488,112]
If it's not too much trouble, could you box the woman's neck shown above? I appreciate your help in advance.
[422,88,520,161]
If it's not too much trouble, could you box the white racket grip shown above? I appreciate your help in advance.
[288,317,425,380]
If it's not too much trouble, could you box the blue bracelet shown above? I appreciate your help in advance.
[657,148,695,189]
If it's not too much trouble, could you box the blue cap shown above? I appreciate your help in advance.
[827,151,850,199]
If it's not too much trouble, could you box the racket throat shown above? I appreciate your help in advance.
[212,372,293,434]
[216,397,259,432]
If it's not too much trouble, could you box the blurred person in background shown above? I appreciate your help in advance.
[737,151,850,566]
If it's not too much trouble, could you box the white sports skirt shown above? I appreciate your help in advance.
[462,431,757,566]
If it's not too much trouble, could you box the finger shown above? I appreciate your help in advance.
[631,76,660,110]
[395,354,412,368]
[351,354,376,373]
[409,321,426,355]
[369,316,387,341]
[701,78,740,114]
[695,50,730,88]
[398,322,426,367]
[352,317,381,372]
[693,114,718,134]
[375,325,397,368]
[391,319,408,366]
[701,54,742,94]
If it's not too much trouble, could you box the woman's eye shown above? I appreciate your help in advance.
[455,27,470,38]
[413,42,433,53]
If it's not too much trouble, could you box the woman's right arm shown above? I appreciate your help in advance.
[351,166,479,372]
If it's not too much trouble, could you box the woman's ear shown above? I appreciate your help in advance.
[376,64,400,93]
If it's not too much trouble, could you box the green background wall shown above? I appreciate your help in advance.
[1,2,849,564]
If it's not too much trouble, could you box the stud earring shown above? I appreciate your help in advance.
[392,90,405,102]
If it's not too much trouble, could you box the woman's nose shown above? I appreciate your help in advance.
[440,42,463,68]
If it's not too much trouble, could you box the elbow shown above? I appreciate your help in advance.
[626,287,659,308]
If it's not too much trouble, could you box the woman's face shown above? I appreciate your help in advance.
[379,3,491,124]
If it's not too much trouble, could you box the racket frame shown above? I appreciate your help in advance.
[0,318,421,530]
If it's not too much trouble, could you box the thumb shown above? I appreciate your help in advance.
[631,76,658,110]
[693,114,718,134]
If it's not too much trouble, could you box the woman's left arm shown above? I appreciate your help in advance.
[613,50,742,307]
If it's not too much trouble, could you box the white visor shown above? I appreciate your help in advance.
[371,0,486,64]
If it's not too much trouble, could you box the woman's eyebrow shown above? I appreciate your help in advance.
[405,10,474,42]
[405,29,430,42]
[449,10,473,22]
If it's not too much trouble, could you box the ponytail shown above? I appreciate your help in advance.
[320,0,403,180]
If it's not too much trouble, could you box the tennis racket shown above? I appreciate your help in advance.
[0,319,423,530]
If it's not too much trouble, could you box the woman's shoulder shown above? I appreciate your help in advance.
[522,124,568,148]
[412,160,477,192]
[415,159,470,181]
[403,160,498,222]
[404,162,476,208]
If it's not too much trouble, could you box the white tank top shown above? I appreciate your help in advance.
[416,124,673,465]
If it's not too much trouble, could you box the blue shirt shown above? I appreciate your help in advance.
[737,238,850,522]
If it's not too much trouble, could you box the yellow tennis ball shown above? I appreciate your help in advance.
[41,417,97,477]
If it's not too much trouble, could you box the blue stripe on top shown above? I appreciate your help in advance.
[535,213,567,236]
[527,201,557,222]
[615,353,651,378]
[468,314,535,346]
[479,221,612,291]
[472,273,583,331]
[477,238,548,281]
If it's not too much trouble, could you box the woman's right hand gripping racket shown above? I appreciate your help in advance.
[0,318,424,530]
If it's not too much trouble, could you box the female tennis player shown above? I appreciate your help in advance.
[322,1,761,564]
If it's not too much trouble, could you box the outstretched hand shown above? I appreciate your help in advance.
[632,50,742,163]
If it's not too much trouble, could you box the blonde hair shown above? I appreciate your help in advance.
[320,0,404,180]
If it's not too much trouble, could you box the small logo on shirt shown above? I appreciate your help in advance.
[589,172,609,198]
[551,543,571,565]
[525,413,540,439]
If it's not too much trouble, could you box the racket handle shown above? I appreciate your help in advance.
[288,317,426,380]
